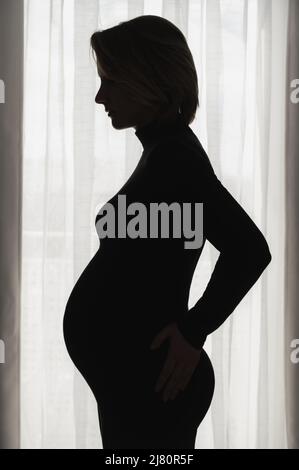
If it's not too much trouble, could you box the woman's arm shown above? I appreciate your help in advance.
[175,143,272,350]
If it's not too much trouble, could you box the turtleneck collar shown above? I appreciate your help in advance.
[135,112,190,150]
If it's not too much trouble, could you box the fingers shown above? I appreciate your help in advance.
[155,355,176,393]
[162,363,185,401]
[178,366,194,391]
[160,365,194,402]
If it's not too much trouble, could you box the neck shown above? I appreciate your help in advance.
[135,113,189,150]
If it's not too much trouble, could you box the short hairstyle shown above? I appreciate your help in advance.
[90,15,199,127]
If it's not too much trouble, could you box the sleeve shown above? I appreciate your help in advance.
[174,142,272,351]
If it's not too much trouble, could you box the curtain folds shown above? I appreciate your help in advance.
[0,0,23,450]
[285,0,299,450]
[19,0,292,448]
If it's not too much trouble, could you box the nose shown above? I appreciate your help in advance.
[95,82,109,105]
[95,88,104,104]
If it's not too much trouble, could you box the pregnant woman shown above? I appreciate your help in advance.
[63,15,272,449]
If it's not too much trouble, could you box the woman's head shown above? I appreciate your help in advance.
[90,15,199,131]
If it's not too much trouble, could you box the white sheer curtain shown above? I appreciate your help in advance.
[21,0,289,448]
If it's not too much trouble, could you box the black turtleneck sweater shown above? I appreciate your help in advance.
[63,112,272,405]
[92,113,272,352]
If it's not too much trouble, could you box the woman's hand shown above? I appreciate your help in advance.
[150,321,202,402]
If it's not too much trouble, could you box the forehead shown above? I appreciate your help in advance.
[96,61,112,78]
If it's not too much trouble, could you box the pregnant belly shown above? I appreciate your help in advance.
[63,250,117,385]
[62,248,156,395]
[62,247,191,400]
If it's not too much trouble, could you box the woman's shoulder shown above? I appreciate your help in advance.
[146,130,217,184]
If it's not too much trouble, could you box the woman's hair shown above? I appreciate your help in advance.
[90,15,199,127]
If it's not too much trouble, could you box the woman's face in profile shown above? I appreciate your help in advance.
[94,66,159,131]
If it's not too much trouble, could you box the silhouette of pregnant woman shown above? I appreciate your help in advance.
[63,16,272,449]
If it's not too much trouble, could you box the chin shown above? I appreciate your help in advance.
[111,116,135,131]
